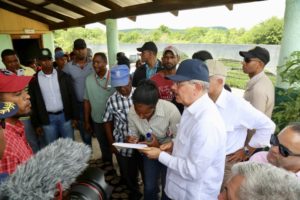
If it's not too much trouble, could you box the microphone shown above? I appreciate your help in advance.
[0,138,92,199]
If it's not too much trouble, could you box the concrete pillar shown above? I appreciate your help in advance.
[105,19,119,68]
[276,0,300,88]
[0,34,13,69]
[42,32,54,54]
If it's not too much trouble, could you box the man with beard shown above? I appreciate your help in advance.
[250,123,300,178]
[0,70,33,174]
[132,41,162,87]
[151,46,183,113]
[84,52,115,166]
[63,39,94,146]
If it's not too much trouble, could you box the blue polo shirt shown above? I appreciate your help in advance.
[63,60,93,102]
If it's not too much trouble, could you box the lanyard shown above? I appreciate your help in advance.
[94,70,110,90]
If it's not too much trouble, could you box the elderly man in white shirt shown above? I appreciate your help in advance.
[141,59,227,200]
[206,59,276,185]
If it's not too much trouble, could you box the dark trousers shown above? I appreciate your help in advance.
[93,121,112,163]
[143,156,168,200]
[116,151,142,200]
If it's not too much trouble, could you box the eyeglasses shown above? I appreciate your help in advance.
[174,80,197,87]
[270,134,300,157]
[244,57,262,63]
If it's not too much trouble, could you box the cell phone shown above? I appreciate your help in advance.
[17,68,24,76]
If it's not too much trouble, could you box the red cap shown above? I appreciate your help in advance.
[0,73,32,92]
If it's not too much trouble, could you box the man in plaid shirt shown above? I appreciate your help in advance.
[103,65,142,200]
[0,71,33,175]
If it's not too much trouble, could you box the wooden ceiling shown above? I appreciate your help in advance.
[0,0,265,30]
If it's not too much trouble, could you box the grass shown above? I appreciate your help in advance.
[219,58,276,90]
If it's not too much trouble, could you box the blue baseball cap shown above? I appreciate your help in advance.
[55,50,65,59]
[0,102,18,119]
[167,59,209,82]
[110,65,130,87]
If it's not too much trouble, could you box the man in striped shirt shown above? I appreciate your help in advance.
[103,65,142,200]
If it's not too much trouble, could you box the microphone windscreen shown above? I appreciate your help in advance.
[0,138,91,200]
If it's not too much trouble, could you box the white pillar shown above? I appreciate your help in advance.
[105,19,119,68]
[276,0,300,87]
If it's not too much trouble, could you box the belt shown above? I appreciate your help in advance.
[47,110,63,115]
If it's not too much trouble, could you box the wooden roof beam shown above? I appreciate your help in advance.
[50,0,265,30]
[0,1,54,26]
[45,0,93,17]
[92,0,122,10]
[9,0,74,22]
[170,10,179,16]
[225,4,233,10]
[127,16,137,22]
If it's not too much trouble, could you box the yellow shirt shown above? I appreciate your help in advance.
[21,65,35,76]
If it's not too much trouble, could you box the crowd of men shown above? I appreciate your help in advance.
[0,39,300,200]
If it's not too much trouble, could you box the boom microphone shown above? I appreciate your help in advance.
[0,138,91,200]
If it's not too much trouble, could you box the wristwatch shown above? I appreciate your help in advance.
[243,146,251,156]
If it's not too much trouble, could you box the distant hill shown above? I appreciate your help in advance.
[119,26,228,33]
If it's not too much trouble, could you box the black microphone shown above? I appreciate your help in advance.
[0,138,91,199]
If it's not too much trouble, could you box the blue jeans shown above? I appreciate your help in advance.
[143,156,168,200]
[42,112,74,145]
[21,118,42,153]
[77,102,92,146]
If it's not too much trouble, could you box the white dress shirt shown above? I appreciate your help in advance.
[216,88,275,155]
[38,69,64,112]
[159,94,226,200]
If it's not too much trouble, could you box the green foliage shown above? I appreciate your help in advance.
[273,51,300,131]
[53,27,106,52]
[241,17,283,44]
[54,17,283,49]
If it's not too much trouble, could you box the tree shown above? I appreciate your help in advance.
[242,17,283,44]
[272,51,300,132]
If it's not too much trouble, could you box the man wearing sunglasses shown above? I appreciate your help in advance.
[250,123,300,178]
[239,46,274,118]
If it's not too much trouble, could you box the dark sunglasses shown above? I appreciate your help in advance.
[270,134,300,157]
[244,57,261,63]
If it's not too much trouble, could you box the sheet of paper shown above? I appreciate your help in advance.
[113,142,148,149]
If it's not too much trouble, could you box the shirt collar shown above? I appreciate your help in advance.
[72,58,92,66]
[249,71,264,83]
[116,87,135,99]
[215,88,227,109]
[153,100,165,117]
[146,60,159,70]
[186,93,210,115]
[39,68,57,77]
[95,69,108,80]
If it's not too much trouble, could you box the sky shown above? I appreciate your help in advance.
[86,0,285,30]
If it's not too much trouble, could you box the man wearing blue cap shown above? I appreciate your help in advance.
[54,50,67,71]
[141,59,227,199]
[102,65,141,200]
